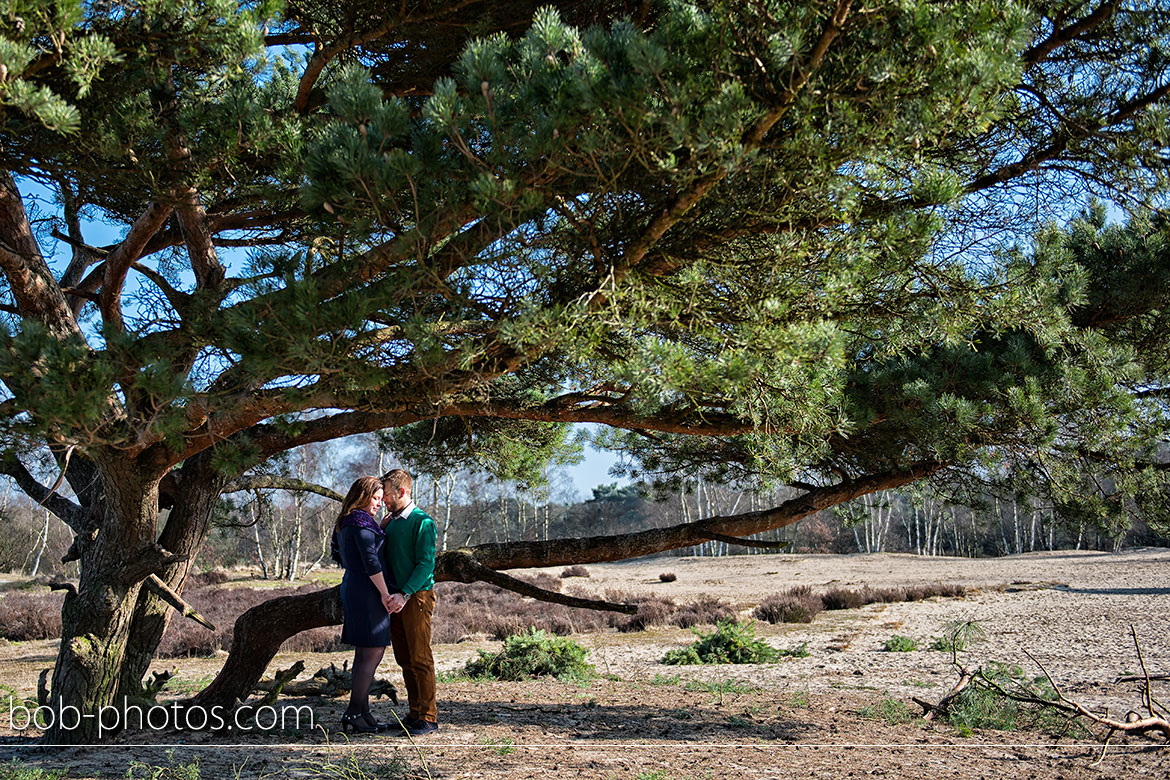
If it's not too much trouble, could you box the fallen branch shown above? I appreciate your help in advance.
[920,627,1170,743]
[254,661,398,704]
[913,665,976,721]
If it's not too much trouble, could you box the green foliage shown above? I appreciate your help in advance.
[777,642,810,658]
[379,411,583,490]
[0,0,1166,544]
[125,750,202,780]
[946,662,1085,737]
[930,621,986,654]
[883,635,918,652]
[858,695,915,725]
[479,736,516,756]
[463,627,593,681]
[786,690,811,709]
[0,762,67,780]
[661,619,781,665]
[682,679,757,695]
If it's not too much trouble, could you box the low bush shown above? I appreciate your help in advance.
[661,619,780,665]
[821,587,868,610]
[867,587,906,603]
[516,572,563,592]
[820,583,966,612]
[882,635,918,652]
[157,582,345,657]
[670,595,736,628]
[560,565,590,578]
[776,642,810,658]
[658,572,677,583]
[464,627,593,681]
[0,591,64,640]
[187,570,229,587]
[753,586,823,624]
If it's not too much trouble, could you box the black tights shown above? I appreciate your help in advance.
[345,645,386,716]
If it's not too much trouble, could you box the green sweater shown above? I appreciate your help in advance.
[383,505,436,595]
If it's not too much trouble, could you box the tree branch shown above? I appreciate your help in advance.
[0,170,82,340]
[0,454,86,532]
[1023,1,1119,66]
[701,532,792,550]
[613,0,852,284]
[97,202,174,328]
[145,574,215,630]
[441,549,636,614]
[222,475,343,502]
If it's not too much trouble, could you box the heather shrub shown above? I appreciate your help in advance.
[187,570,229,587]
[516,572,562,592]
[868,587,906,603]
[670,595,735,628]
[0,591,64,640]
[659,572,677,583]
[821,583,966,611]
[821,587,868,610]
[754,586,823,624]
[616,597,675,632]
[560,565,589,578]
[157,582,336,657]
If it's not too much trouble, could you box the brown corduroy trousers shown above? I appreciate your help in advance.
[390,589,437,723]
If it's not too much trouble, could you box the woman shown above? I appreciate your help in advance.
[332,475,397,733]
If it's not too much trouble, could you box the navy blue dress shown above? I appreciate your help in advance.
[334,511,394,647]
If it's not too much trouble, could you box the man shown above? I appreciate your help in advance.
[380,468,439,735]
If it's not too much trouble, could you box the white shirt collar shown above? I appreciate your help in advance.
[393,500,417,521]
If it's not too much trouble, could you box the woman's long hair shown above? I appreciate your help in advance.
[334,476,382,532]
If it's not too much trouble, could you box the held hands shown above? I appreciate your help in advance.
[384,592,407,613]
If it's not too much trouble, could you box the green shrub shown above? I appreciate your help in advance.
[883,635,918,652]
[661,619,780,665]
[464,627,593,681]
[947,662,1084,736]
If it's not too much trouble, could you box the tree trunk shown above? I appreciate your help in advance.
[45,460,163,744]
[115,461,226,709]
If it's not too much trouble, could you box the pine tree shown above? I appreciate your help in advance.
[1,0,1169,742]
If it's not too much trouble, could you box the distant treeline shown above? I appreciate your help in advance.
[2,466,1165,581]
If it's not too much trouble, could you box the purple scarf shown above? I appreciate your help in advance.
[339,509,382,535]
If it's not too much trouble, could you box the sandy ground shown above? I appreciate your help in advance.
[0,549,1167,779]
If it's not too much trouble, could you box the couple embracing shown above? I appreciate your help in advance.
[332,469,438,736]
